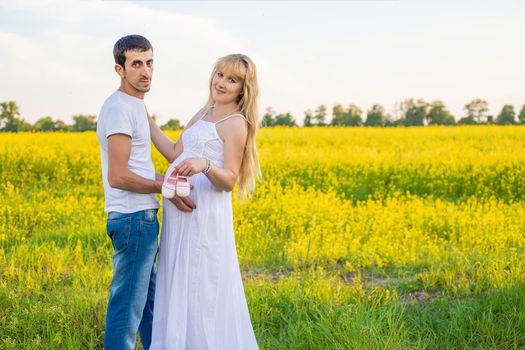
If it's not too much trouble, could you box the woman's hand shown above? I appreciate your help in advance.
[175,157,207,177]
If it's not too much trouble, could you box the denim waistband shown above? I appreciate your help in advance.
[107,208,158,221]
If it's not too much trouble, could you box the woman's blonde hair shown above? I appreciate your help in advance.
[206,54,261,199]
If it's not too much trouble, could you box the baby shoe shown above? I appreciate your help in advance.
[161,172,177,199]
[175,176,191,197]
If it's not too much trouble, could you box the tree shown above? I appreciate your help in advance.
[274,112,296,127]
[519,105,525,124]
[303,109,314,127]
[261,107,275,127]
[496,104,516,125]
[72,114,96,132]
[331,103,362,126]
[345,104,363,126]
[1,101,23,132]
[426,101,455,125]
[384,101,407,127]
[19,120,33,131]
[161,118,183,131]
[464,99,488,124]
[331,104,344,126]
[400,99,427,126]
[34,116,57,131]
[54,120,71,131]
[365,104,385,127]
[458,116,477,125]
[313,104,327,126]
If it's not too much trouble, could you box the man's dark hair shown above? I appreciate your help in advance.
[113,35,152,67]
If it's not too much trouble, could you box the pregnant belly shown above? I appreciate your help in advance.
[164,151,192,176]
[163,152,217,192]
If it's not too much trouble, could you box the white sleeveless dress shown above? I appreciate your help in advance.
[150,110,259,350]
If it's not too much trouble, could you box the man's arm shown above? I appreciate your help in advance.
[108,133,162,193]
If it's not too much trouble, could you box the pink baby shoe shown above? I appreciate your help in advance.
[162,173,191,198]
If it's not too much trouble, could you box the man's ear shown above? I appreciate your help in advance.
[115,64,125,78]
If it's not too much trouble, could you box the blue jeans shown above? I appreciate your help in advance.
[104,209,159,350]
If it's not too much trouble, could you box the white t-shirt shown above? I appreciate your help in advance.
[96,90,160,213]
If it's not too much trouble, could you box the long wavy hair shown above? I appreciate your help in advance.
[205,54,261,199]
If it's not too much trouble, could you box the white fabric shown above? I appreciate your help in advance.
[96,90,159,213]
[151,110,258,350]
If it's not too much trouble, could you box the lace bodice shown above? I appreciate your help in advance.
[180,119,225,167]
[178,109,246,168]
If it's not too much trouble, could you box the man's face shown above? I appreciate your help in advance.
[118,49,153,94]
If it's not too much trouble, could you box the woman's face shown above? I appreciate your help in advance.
[211,66,243,105]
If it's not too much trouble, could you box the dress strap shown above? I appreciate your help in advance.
[215,113,247,125]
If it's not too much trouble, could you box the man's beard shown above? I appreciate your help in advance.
[125,75,151,93]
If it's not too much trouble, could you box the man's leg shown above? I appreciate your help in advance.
[138,263,157,349]
[137,209,159,349]
[104,210,159,350]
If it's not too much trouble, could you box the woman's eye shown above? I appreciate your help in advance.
[217,72,223,77]
[229,78,236,83]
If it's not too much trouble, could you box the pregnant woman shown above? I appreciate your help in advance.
[149,54,260,349]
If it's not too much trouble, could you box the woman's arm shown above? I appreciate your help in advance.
[148,107,207,163]
[148,116,178,163]
[174,115,248,192]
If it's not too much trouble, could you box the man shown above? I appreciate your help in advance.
[96,34,195,350]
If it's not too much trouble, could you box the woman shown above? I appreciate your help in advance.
[149,54,261,349]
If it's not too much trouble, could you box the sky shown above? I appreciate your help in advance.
[1,0,524,125]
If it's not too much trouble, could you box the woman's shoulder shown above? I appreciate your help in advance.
[217,114,248,141]
[230,113,247,121]
[185,105,212,129]
[218,113,247,124]
[217,115,248,135]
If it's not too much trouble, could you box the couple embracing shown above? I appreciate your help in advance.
[96,35,260,350]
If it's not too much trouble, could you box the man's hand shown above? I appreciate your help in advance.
[169,195,196,212]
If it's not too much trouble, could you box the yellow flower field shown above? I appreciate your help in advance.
[1,126,524,349]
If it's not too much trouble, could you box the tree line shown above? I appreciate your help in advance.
[262,99,525,127]
[2,99,525,132]
[0,101,184,132]
[0,101,94,132]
